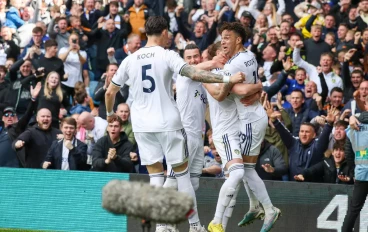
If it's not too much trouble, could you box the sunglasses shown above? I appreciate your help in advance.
[4,113,16,117]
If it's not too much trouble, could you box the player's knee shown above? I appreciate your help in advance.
[190,177,200,191]
[228,163,245,182]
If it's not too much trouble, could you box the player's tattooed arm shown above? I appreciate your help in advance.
[181,65,225,83]
[203,83,233,102]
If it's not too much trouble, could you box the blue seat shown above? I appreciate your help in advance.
[89,81,100,105]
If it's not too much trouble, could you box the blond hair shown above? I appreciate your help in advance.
[44,71,63,102]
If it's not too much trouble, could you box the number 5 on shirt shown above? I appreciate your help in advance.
[142,64,156,93]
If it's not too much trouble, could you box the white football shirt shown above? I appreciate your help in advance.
[206,69,239,140]
[223,51,266,123]
[176,74,207,139]
[112,46,187,132]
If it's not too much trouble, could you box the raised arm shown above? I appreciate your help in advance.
[203,83,233,102]
[180,64,244,83]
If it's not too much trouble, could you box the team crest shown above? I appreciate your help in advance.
[234,149,240,155]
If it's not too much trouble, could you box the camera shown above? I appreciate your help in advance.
[72,39,77,44]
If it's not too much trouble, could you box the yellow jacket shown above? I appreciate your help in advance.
[295,15,325,39]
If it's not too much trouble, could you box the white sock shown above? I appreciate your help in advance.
[174,167,201,227]
[243,165,273,214]
[190,176,200,191]
[213,164,244,224]
[243,179,259,209]
[149,172,164,187]
[222,184,240,230]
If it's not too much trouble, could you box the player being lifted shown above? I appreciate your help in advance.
[207,22,281,232]
[105,16,245,232]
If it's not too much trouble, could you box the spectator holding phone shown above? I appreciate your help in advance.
[58,33,87,102]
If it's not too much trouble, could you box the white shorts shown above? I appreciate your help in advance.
[135,129,189,166]
[213,133,242,167]
[167,135,204,178]
[239,116,268,157]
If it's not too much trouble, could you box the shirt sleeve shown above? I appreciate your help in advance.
[111,57,129,87]
[165,50,187,75]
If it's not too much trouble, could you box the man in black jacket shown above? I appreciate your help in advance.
[0,82,41,167]
[13,108,61,168]
[92,115,134,173]
[294,143,354,184]
[43,117,87,170]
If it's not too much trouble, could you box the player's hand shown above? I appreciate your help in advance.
[212,53,227,67]
[262,164,275,173]
[229,72,245,84]
[15,140,25,149]
[240,91,261,106]
[42,161,52,169]
[130,152,138,161]
[338,175,351,182]
[295,41,304,49]
[294,174,305,181]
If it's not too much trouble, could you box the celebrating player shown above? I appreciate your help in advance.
[105,16,245,232]
[207,22,281,232]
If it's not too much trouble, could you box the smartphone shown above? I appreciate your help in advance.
[72,39,77,44]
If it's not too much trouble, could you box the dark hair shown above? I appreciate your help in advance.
[334,120,348,129]
[74,92,87,104]
[290,32,302,40]
[339,23,349,30]
[330,87,343,95]
[219,22,247,44]
[166,0,177,9]
[107,114,123,126]
[45,39,58,49]
[110,1,118,8]
[32,26,43,34]
[351,69,364,77]
[145,16,168,36]
[207,41,222,59]
[295,67,306,74]
[0,65,7,73]
[61,117,77,128]
[332,142,344,151]
[321,52,334,60]
[184,44,201,55]
[291,89,305,98]
[280,20,290,26]
[56,17,67,24]
[301,122,316,133]
[106,63,118,71]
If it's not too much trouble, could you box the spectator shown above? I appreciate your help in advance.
[92,115,134,173]
[94,17,131,77]
[80,0,102,28]
[78,111,107,165]
[0,65,8,93]
[70,91,91,114]
[35,71,70,128]
[202,144,223,178]
[30,39,65,84]
[256,140,288,181]
[269,103,338,180]
[342,81,368,117]
[94,63,128,119]
[20,27,45,59]
[43,117,87,170]
[13,108,61,168]
[59,33,87,102]
[303,25,332,66]
[294,40,343,98]
[1,58,34,117]
[47,17,70,51]
[116,103,136,148]
[294,143,354,184]
[127,0,154,42]
[0,27,20,60]
[108,33,141,65]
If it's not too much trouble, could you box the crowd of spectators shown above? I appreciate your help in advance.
[0,0,367,186]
